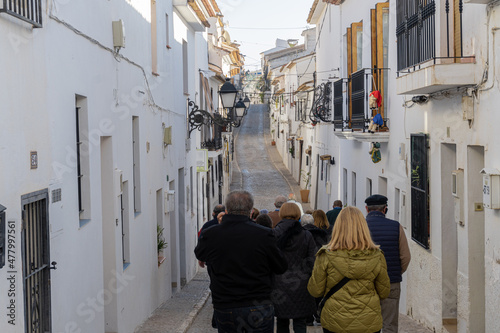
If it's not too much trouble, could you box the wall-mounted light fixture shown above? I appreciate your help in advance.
[187,79,250,137]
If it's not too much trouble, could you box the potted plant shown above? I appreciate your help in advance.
[157,225,168,266]
[271,129,276,145]
[300,170,311,203]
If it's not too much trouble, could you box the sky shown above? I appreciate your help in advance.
[217,0,316,71]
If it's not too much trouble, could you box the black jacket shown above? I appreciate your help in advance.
[272,220,317,319]
[194,214,288,309]
[302,224,328,250]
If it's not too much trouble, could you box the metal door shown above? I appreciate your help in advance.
[21,189,52,333]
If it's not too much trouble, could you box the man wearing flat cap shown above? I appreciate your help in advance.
[365,194,411,333]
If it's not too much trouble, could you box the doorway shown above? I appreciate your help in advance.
[466,146,485,332]
[21,189,52,333]
[178,168,187,287]
[441,143,457,328]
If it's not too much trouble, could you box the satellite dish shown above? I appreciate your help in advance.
[287,39,299,47]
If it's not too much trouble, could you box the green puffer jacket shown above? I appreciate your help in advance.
[308,247,390,333]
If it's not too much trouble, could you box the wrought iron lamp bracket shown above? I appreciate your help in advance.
[187,99,241,137]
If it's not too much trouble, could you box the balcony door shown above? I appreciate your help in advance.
[371,2,389,121]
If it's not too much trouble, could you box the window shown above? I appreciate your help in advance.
[347,21,363,75]
[352,172,357,206]
[121,181,130,268]
[343,168,348,205]
[371,2,389,119]
[396,0,436,71]
[132,116,142,213]
[347,21,363,127]
[76,95,91,222]
[165,13,171,49]
[0,0,42,27]
[183,40,189,95]
[366,178,372,197]
[411,133,429,249]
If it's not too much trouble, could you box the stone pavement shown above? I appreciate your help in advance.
[136,268,433,333]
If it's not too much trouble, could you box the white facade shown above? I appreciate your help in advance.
[0,0,234,332]
[270,0,500,332]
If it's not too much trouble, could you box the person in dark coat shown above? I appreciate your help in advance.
[198,204,226,238]
[255,213,273,228]
[272,203,317,333]
[195,191,288,333]
[313,209,333,241]
[325,200,343,228]
[300,214,328,250]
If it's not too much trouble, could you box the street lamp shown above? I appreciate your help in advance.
[187,79,247,137]
[243,96,251,109]
[219,78,238,109]
[234,98,246,118]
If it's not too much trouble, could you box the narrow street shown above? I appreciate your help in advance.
[185,104,432,333]
[230,103,297,209]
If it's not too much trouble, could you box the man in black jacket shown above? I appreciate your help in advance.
[195,190,288,333]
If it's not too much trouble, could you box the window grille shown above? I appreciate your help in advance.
[396,0,436,71]
[0,0,42,27]
[411,133,429,249]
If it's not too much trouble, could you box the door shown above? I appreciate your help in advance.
[21,189,52,333]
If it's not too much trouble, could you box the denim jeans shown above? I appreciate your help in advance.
[276,317,307,333]
[214,304,274,333]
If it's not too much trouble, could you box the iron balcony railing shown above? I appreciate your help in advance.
[333,68,389,132]
[309,82,332,123]
[201,137,223,151]
[333,79,348,130]
[396,0,470,72]
[0,0,42,27]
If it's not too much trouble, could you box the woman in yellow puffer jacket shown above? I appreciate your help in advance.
[307,206,390,333]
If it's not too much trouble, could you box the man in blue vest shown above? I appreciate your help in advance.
[365,194,411,333]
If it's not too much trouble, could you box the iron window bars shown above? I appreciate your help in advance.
[0,0,42,27]
[396,0,470,73]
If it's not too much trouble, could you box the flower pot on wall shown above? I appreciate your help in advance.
[271,140,276,146]
[300,189,310,203]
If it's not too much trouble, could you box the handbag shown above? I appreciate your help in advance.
[317,277,350,318]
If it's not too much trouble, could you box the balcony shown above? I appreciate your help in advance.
[0,0,42,27]
[309,82,332,124]
[396,0,477,95]
[201,137,222,151]
[332,69,390,142]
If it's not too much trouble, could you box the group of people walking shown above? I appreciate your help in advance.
[195,191,410,333]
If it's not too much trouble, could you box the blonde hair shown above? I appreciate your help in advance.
[279,202,301,220]
[327,206,379,251]
[313,210,329,230]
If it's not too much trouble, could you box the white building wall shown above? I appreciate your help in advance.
[302,1,500,332]
[0,0,206,331]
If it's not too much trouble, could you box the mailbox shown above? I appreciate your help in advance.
[480,168,500,209]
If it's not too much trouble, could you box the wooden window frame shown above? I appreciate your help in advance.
[371,2,389,121]
[347,21,363,127]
